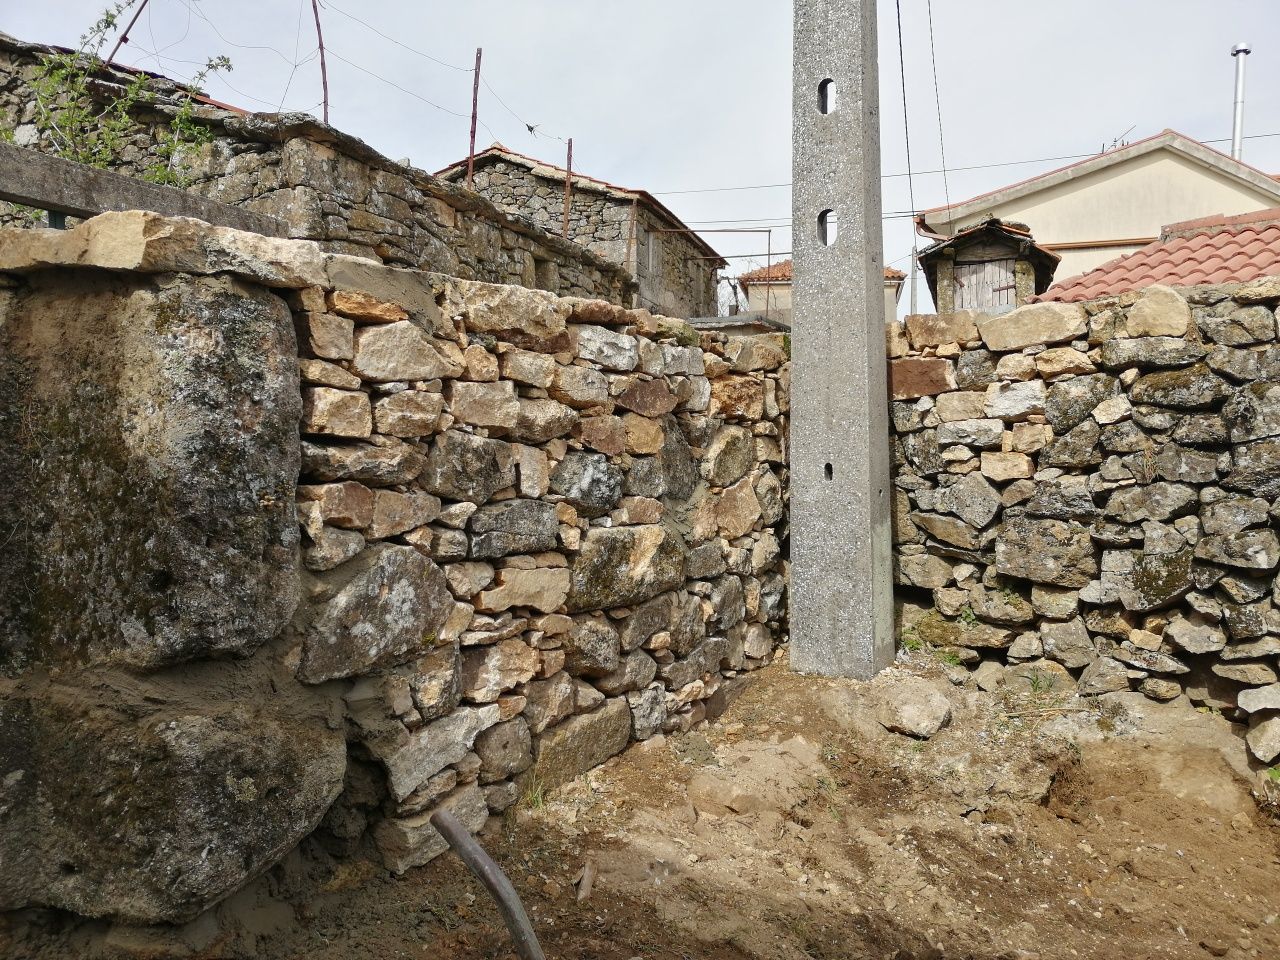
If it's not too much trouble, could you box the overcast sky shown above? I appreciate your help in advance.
[4,0,1279,312]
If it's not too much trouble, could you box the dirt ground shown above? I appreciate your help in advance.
[6,652,1280,960]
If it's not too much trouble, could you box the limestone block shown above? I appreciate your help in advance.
[303,524,365,571]
[463,344,499,381]
[905,311,980,349]
[710,374,765,420]
[367,490,441,539]
[418,430,515,503]
[1194,529,1280,570]
[515,444,551,498]
[299,544,453,683]
[983,380,1046,421]
[522,671,576,733]
[889,357,956,400]
[351,321,464,382]
[511,397,578,444]
[476,717,534,784]
[995,514,1097,587]
[475,567,571,614]
[302,439,426,486]
[299,311,354,360]
[574,415,627,455]
[550,452,623,518]
[302,387,372,438]
[328,289,408,323]
[377,705,501,801]
[447,380,520,428]
[980,451,1033,482]
[374,784,489,874]
[1040,617,1095,669]
[1124,285,1190,337]
[530,697,632,789]
[976,302,1087,351]
[469,500,560,558]
[572,324,638,371]
[373,390,445,437]
[622,413,665,455]
[1098,337,1205,370]
[300,357,361,389]
[549,364,610,408]
[445,278,571,350]
[298,481,374,529]
[1130,364,1232,410]
[933,390,987,422]
[717,475,763,538]
[461,638,540,703]
[500,348,557,387]
[1246,714,1280,764]
[1035,347,1095,378]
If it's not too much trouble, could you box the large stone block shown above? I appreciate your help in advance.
[567,525,687,612]
[469,499,560,558]
[994,514,1097,588]
[418,430,515,503]
[350,320,463,382]
[300,545,453,683]
[888,357,956,400]
[530,697,632,789]
[0,690,345,923]
[0,272,300,671]
[976,302,1087,351]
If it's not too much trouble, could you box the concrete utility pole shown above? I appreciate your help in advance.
[790,0,895,679]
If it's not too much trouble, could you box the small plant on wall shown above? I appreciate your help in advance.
[29,0,231,187]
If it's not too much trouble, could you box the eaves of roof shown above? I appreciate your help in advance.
[918,129,1280,230]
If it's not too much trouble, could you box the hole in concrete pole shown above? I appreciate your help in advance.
[818,209,837,246]
[818,78,836,114]
[824,462,833,480]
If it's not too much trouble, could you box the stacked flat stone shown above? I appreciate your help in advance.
[292,271,790,872]
[0,33,632,305]
[889,280,1280,765]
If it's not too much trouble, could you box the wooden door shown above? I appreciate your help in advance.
[954,259,1016,311]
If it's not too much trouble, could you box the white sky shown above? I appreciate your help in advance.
[4,0,1279,313]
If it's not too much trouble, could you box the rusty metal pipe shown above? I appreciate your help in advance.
[429,810,546,960]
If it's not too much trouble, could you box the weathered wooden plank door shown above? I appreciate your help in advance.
[954,259,1015,311]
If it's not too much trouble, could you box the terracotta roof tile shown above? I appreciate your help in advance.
[1035,209,1280,302]
[738,258,905,286]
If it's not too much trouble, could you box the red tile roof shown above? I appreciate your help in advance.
[737,258,905,287]
[1036,207,1280,302]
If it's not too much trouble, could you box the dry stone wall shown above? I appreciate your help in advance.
[0,212,788,920]
[0,32,634,305]
[888,281,1280,767]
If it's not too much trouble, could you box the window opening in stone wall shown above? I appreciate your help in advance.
[635,222,651,277]
[534,256,558,292]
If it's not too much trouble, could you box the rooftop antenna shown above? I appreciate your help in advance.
[1231,42,1251,160]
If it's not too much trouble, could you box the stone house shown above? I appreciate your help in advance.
[917,219,1059,315]
[917,129,1280,286]
[437,144,725,318]
[736,258,907,325]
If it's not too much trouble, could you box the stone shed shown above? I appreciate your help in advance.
[918,218,1059,315]
[438,144,726,319]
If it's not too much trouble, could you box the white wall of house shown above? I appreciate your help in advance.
[930,147,1280,283]
[744,280,901,325]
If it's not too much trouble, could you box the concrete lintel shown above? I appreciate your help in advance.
[789,0,895,678]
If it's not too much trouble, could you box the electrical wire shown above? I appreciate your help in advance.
[320,0,473,72]
[927,0,950,211]
[324,48,471,120]
[275,0,309,111]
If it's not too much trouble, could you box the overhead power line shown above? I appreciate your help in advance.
[927,0,950,210]
[651,132,1280,196]
[893,0,916,219]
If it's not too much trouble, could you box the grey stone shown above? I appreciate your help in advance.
[374,783,489,875]
[936,418,1004,449]
[531,697,632,788]
[1164,613,1227,654]
[1223,439,1280,497]
[475,717,533,784]
[1223,381,1280,443]
[1045,374,1118,432]
[955,349,997,388]
[1130,364,1232,410]
[1201,496,1269,535]
[0,693,344,924]
[1171,414,1228,446]
[418,430,515,504]
[1105,483,1197,523]
[627,685,668,739]
[874,677,952,738]
[1196,304,1276,346]
[1024,478,1099,520]
[1040,420,1102,469]
[1194,529,1280,570]
[1213,660,1279,685]
[302,439,426,487]
[1154,444,1219,484]
[1077,657,1132,696]
[567,525,686,612]
[1098,337,1205,370]
[1118,547,1194,613]
[468,499,560,558]
[1113,642,1189,675]
[938,472,1001,528]
[572,324,638,370]
[701,426,755,486]
[995,514,1097,588]
[1246,714,1280,764]
[510,398,579,444]
[969,584,1034,626]
[1040,617,1096,669]
[563,616,621,678]
[301,545,453,683]
[377,705,501,802]
[551,452,623,518]
[1222,600,1272,639]
[595,650,659,695]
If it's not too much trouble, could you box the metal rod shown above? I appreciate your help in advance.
[765,228,773,320]
[467,47,483,189]
[1231,42,1251,160]
[311,0,330,124]
[908,244,918,314]
[106,0,152,65]
[429,810,546,960]
[561,137,573,238]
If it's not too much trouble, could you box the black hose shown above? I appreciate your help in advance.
[429,809,547,960]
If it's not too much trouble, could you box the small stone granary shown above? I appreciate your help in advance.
[917,218,1060,315]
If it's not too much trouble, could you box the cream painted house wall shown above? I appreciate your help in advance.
[925,144,1280,284]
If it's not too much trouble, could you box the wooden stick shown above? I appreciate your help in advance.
[429,810,546,960]
[310,0,329,124]
[561,137,573,239]
[106,0,152,65]
[466,48,482,190]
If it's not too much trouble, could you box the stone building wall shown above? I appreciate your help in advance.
[887,282,1280,767]
[0,32,634,305]
[457,157,720,318]
[0,212,788,922]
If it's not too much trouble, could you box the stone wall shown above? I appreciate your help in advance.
[888,281,1280,768]
[0,212,788,921]
[0,32,634,305]
[454,158,720,319]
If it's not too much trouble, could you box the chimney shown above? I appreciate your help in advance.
[1231,42,1251,160]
